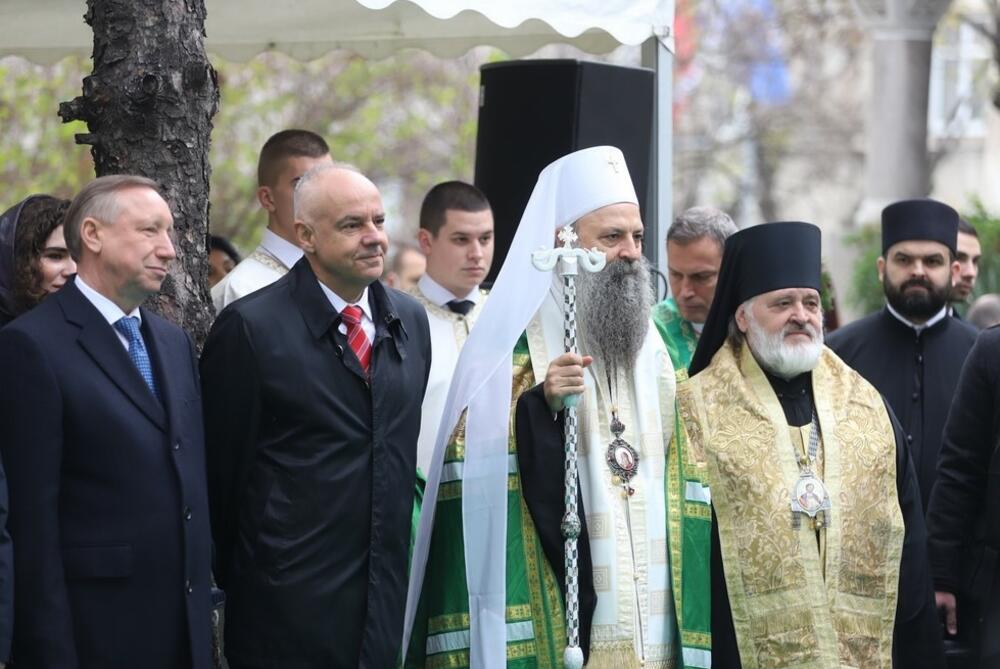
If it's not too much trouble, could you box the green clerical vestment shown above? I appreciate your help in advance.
[406,334,711,669]
[652,298,699,372]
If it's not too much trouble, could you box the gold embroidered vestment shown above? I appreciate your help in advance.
[677,344,904,669]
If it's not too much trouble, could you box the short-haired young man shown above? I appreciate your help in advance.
[951,218,982,309]
[211,129,332,311]
[411,180,494,472]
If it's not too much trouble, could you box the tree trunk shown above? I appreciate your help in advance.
[59,0,219,345]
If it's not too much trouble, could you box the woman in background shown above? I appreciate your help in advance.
[0,195,74,326]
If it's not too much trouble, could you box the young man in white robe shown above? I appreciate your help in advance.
[211,129,332,312]
[411,181,494,473]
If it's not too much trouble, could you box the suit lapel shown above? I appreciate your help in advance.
[142,311,183,436]
[289,259,370,381]
[61,283,168,431]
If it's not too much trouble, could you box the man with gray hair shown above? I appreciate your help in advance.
[201,163,431,667]
[681,221,943,668]
[0,175,214,667]
[652,206,737,370]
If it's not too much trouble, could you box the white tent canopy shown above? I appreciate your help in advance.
[2,0,675,276]
[3,0,673,63]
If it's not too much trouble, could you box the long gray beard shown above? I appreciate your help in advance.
[575,255,654,375]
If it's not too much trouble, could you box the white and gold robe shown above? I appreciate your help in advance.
[411,274,486,473]
[211,229,302,313]
[525,281,679,667]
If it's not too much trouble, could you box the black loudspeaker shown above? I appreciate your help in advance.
[474,59,655,285]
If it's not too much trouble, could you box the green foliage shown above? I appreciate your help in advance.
[845,223,883,315]
[209,50,488,251]
[963,201,1000,304]
[0,56,95,204]
[1,49,492,253]
[846,201,1000,314]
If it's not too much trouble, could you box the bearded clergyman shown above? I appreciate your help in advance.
[404,146,711,669]
[826,199,977,511]
[676,222,944,668]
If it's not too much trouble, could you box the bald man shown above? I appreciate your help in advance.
[201,164,431,667]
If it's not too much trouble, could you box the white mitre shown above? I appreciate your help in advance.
[545,146,639,229]
[404,146,640,667]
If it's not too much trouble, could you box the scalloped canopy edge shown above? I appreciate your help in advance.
[1,0,674,64]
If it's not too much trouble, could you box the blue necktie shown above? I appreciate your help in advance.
[114,316,159,400]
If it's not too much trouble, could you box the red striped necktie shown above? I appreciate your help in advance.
[340,305,371,374]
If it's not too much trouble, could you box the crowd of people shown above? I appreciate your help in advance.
[0,129,996,669]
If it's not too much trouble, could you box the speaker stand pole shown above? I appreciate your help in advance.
[642,34,674,298]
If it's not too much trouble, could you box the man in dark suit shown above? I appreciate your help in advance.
[0,175,213,668]
[927,326,1000,667]
[201,164,431,668]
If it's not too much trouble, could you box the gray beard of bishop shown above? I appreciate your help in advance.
[575,255,654,377]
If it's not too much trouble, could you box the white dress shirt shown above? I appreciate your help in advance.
[75,276,142,351]
[318,282,375,342]
[259,229,303,269]
[417,274,481,308]
[412,275,484,472]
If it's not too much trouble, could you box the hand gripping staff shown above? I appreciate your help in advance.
[531,223,606,669]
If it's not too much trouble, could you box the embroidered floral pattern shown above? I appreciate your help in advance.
[679,345,904,668]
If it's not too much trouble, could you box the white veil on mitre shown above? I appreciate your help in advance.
[402,145,639,667]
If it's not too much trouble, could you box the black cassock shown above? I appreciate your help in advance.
[710,371,945,669]
[826,309,977,511]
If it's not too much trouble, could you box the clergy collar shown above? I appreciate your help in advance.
[885,302,948,334]
[762,368,812,400]
[763,368,814,427]
[418,273,480,308]
[691,320,705,334]
[260,228,304,270]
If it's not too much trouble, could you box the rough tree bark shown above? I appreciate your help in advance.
[59,0,219,345]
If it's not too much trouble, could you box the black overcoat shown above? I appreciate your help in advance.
[201,258,431,668]
[927,326,1000,666]
[0,278,214,668]
[0,455,10,664]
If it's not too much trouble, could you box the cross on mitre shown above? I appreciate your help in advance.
[558,224,578,249]
[606,151,622,174]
